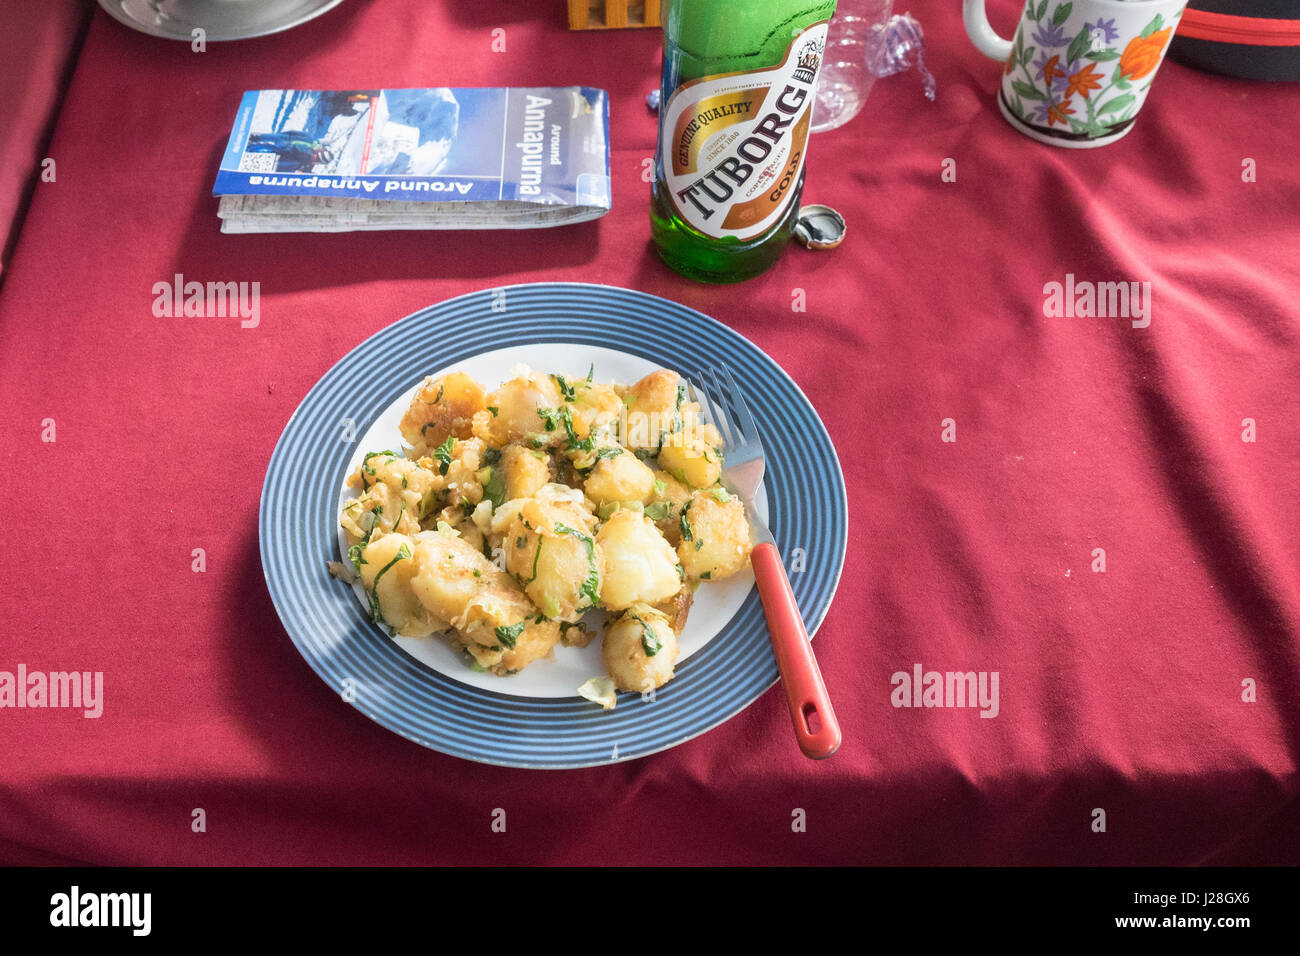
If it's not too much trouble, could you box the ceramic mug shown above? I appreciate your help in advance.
[964,0,1187,147]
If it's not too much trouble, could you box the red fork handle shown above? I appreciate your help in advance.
[750,542,842,759]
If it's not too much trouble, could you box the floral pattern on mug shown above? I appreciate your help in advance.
[1119,26,1174,81]
[1003,2,1181,138]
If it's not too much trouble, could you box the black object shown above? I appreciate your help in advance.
[1170,1,1300,81]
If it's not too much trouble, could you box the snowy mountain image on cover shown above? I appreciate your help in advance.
[245,89,460,176]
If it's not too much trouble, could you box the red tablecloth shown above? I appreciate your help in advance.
[1,0,1297,865]
[0,0,89,280]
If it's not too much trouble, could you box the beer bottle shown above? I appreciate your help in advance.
[651,0,838,283]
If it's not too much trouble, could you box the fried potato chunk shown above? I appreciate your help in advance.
[463,618,562,675]
[581,445,656,506]
[658,429,722,489]
[411,529,528,637]
[647,469,692,545]
[677,490,752,582]
[359,532,441,638]
[596,510,683,611]
[602,605,678,693]
[501,495,602,623]
[400,372,486,458]
[474,369,565,448]
[497,444,551,502]
[622,369,681,452]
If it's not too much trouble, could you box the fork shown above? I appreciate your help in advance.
[690,367,842,760]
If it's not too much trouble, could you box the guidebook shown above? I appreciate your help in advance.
[213,87,612,233]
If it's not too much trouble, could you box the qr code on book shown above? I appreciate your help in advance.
[238,152,278,173]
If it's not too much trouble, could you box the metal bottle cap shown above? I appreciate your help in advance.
[793,205,846,250]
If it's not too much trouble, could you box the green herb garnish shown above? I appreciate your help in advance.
[433,435,455,475]
[552,374,576,402]
[358,504,383,549]
[482,467,507,509]
[555,522,600,606]
[576,444,622,476]
[368,543,411,627]
[526,539,542,585]
[495,621,525,650]
[537,407,562,432]
[362,450,397,479]
[631,612,662,657]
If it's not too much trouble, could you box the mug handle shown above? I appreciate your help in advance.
[963,0,1015,60]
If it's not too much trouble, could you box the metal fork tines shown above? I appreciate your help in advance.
[688,366,774,545]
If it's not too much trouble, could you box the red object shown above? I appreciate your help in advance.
[752,542,842,759]
[0,0,1298,865]
[1178,9,1300,46]
[358,96,379,174]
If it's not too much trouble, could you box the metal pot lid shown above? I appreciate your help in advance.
[98,0,346,42]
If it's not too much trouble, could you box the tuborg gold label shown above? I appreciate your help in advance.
[661,21,829,242]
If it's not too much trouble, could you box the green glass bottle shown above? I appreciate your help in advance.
[650,0,838,283]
